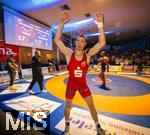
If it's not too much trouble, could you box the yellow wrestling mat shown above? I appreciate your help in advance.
[46,72,150,115]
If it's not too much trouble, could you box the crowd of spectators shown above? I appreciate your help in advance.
[109,48,150,66]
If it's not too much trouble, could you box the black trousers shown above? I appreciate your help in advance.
[8,70,16,86]
[28,73,43,91]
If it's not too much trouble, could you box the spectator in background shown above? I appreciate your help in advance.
[48,58,56,72]
[6,53,19,90]
[48,58,53,66]
[51,58,59,71]
[109,56,116,65]
[136,61,144,75]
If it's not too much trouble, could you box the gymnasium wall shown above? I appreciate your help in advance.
[0,40,56,65]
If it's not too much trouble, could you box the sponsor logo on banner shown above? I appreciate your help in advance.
[109,66,122,72]
[122,66,134,72]
[3,95,61,115]
[0,83,29,95]
[55,107,149,135]
[0,41,19,62]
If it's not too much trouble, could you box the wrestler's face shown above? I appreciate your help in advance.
[75,36,86,51]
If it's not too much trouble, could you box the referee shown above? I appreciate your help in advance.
[28,50,46,94]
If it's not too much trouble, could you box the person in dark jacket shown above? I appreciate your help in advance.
[28,50,46,94]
